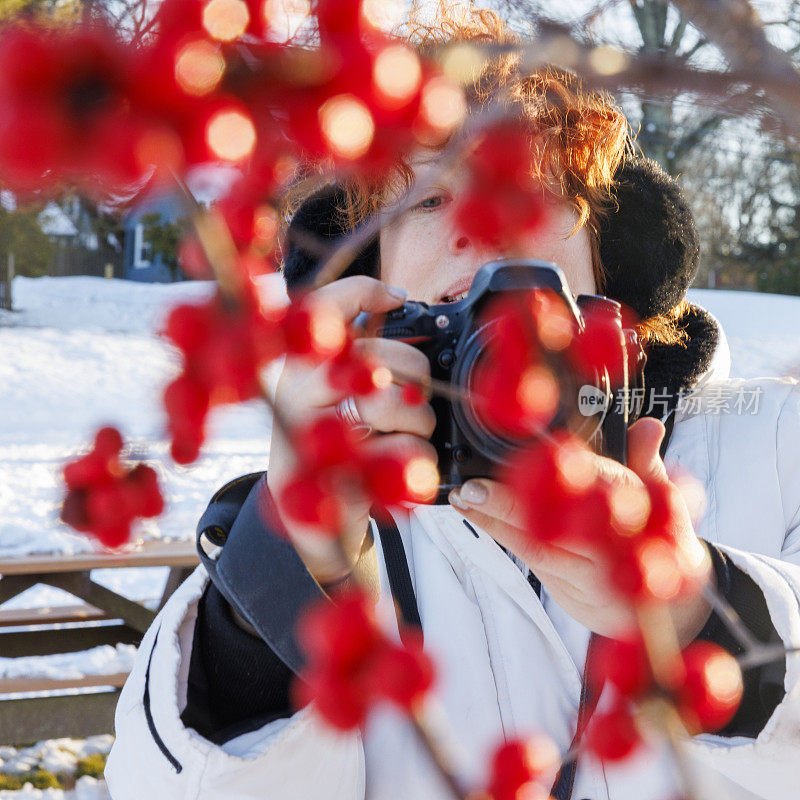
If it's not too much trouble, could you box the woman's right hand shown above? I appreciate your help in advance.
[268,277,437,586]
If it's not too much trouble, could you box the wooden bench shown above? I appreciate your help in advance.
[0,540,199,744]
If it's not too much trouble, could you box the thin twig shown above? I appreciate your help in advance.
[702,580,761,651]
[646,698,704,800]
[636,605,700,800]
[409,709,469,800]
[738,645,800,671]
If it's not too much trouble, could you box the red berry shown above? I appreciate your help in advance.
[361,455,409,506]
[589,636,652,700]
[93,426,123,459]
[63,453,112,491]
[367,634,434,711]
[486,736,557,800]
[569,309,626,384]
[673,642,743,733]
[126,465,166,518]
[585,705,641,762]
[295,416,359,470]
[400,382,426,406]
[278,472,343,534]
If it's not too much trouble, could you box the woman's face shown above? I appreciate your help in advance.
[379,153,596,304]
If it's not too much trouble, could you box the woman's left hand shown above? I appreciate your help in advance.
[448,417,714,643]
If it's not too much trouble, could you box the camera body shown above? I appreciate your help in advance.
[366,260,642,496]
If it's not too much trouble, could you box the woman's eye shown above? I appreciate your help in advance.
[417,194,447,211]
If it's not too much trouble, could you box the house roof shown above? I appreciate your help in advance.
[38,203,79,237]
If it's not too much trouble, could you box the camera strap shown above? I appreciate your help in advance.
[372,510,423,646]
[548,633,604,800]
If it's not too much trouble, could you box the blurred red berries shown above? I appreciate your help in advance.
[295,588,434,729]
[276,415,438,535]
[453,124,548,250]
[61,427,164,548]
[162,284,285,463]
[0,23,143,195]
[584,635,743,761]
[502,431,612,546]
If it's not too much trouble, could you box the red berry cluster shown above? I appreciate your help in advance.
[502,432,707,605]
[584,636,744,761]
[472,292,569,439]
[0,0,464,234]
[471,290,634,444]
[273,0,459,170]
[163,283,285,463]
[163,287,383,464]
[61,427,164,548]
[295,588,434,729]
[453,123,548,250]
[0,24,144,196]
[278,415,438,534]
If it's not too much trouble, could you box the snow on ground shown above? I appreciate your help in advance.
[0,737,112,800]
[0,277,798,796]
[0,778,105,800]
[0,276,283,562]
[689,288,800,379]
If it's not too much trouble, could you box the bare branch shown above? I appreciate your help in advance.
[669,13,689,52]
[670,0,800,123]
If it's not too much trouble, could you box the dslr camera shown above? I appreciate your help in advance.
[364,260,644,496]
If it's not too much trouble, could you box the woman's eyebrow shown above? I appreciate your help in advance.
[409,155,442,170]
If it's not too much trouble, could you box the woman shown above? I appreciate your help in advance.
[106,11,800,800]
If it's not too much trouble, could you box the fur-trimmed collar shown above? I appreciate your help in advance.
[641,303,720,418]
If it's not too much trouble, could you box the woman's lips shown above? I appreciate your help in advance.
[438,275,476,304]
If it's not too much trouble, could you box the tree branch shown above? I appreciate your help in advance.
[669,0,800,124]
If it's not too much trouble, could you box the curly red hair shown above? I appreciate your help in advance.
[282,6,686,343]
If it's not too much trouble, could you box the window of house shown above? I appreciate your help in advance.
[133,223,153,268]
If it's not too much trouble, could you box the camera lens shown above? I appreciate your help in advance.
[451,320,607,464]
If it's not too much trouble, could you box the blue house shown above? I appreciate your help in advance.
[123,191,186,282]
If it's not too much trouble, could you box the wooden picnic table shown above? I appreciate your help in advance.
[0,539,199,744]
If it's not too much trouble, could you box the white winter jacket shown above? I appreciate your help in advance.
[106,324,800,800]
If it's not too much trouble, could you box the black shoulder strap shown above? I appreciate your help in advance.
[549,634,603,800]
[372,510,423,645]
[659,408,676,460]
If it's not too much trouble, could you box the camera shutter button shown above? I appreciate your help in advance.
[453,446,471,463]
[438,350,455,368]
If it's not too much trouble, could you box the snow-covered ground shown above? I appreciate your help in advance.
[689,288,800,379]
[0,276,798,796]
[0,276,286,798]
[0,737,112,800]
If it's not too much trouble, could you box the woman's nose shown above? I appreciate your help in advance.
[449,231,472,254]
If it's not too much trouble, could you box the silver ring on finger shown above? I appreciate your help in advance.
[335,396,373,439]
